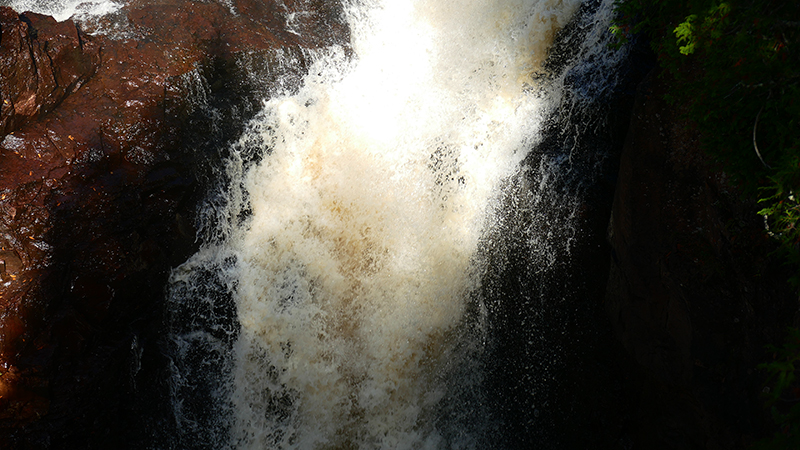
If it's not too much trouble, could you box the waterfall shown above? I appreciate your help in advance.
[165,0,631,448]
[8,0,633,447]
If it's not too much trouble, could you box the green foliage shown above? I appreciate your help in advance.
[755,328,800,449]
[759,181,800,286]
[611,1,800,446]
[673,14,698,55]
[611,0,800,280]
[609,0,652,48]
[673,3,731,55]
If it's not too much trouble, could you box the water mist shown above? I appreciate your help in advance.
[165,0,630,448]
[2,0,635,447]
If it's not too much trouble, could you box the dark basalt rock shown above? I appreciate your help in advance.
[606,68,798,449]
[0,1,348,447]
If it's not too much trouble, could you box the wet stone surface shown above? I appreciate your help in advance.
[0,1,348,447]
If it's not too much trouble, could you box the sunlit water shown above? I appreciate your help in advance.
[4,0,122,21]
[169,0,593,448]
[4,0,631,447]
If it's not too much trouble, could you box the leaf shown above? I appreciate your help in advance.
[674,14,698,55]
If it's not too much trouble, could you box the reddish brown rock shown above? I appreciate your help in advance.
[607,68,797,449]
[0,7,100,136]
[0,1,348,446]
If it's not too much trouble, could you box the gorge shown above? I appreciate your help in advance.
[0,0,796,449]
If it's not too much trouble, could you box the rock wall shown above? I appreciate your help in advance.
[607,68,798,449]
[0,2,347,448]
[0,9,99,136]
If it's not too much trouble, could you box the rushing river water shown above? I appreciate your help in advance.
[174,0,577,447]
[6,0,122,21]
[6,0,633,447]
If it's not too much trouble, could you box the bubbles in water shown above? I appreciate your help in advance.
[5,0,122,21]
[168,0,584,448]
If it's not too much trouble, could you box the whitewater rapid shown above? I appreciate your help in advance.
[5,0,122,21]
[168,0,582,448]
[3,0,633,447]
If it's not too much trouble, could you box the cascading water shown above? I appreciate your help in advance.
[6,0,635,447]
[165,0,632,448]
[5,0,122,21]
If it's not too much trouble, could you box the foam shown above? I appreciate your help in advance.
[201,0,581,447]
[6,0,122,22]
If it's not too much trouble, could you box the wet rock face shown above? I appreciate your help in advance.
[607,69,797,449]
[0,1,347,447]
[0,8,100,136]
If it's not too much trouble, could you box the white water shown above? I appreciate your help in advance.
[166,0,631,448]
[2,0,631,446]
[4,0,121,21]
[171,0,580,447]
[231,1,578,446]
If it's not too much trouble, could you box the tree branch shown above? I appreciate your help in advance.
[753,105,771,169]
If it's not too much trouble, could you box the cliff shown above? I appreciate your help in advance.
[606,67,797,449]
[0,1,347,447]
